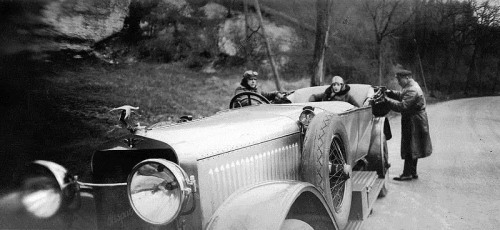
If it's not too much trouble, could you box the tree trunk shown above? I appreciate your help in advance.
[254,0,283,91]
[310,0,332,86]
[377,41,382,86]
[243,0,249,63]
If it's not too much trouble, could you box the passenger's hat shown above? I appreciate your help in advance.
[331,76,344,84]
[395,69,412,78]
[243,70,258,80]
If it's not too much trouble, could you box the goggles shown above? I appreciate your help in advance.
[244,71,258,79]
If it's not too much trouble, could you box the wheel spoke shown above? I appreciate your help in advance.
[330,169,342,178]
[330,179,344,190]
[332,187,344,202]
[329,136,347,210]
[331,141,346,165]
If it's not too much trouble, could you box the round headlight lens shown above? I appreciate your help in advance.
[128,160,188,225]
[299,108,315,129]
[20,160,80,219]
[21,173,62,218]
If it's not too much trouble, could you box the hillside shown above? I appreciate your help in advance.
[0,53,309,188]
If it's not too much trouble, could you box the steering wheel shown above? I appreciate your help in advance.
[229,92,270,109]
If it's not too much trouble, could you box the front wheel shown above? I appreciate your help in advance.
[301,113,352,230]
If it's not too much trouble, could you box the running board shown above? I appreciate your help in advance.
[345,171,386,230]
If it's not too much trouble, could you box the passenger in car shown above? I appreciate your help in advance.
[310,76,358,106]
[234,70,284,101]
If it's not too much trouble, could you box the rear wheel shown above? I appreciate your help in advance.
[301,113,352,229]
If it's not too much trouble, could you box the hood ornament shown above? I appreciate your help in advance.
[123,137,143,148]
[110,105,145,133]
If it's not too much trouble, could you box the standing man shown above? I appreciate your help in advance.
[382,69,432,181]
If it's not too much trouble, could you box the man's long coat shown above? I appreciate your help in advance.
[386,79,433,159]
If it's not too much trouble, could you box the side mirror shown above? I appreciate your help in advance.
[20,160,80,218]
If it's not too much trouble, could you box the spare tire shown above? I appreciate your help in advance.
[300,112,352,229]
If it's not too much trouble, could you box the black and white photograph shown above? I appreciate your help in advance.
[0,0,499,229]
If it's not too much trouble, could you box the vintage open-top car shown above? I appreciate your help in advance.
[12,84,391,230]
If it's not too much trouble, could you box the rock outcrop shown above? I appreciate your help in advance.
[216,10,301,70]
[0,0,302,72]
[0,0,131,54]
[42,0,130,43]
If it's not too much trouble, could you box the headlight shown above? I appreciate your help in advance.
[22,175,61,218]
[127,159,193,225]
[299,106,315,130]
[20,160,80,219]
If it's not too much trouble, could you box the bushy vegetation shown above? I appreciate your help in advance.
[105,0,500,94]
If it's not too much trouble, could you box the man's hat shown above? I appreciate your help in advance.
[395,69,412,78]
[243,70,258,79]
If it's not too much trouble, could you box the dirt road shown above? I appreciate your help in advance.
[362,96,500,230]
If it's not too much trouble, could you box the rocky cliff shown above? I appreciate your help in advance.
[0,0,131,54]
[0,0,302,72]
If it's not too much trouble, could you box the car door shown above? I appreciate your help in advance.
[355,106,374,159]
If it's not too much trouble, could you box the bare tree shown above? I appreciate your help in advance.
[362,0,412,85]
[311,0,333,86]
[465,0,500,94]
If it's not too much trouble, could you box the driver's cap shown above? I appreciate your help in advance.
[395,69,412,78]
[243,70,258,80]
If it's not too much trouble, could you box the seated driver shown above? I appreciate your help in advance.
[235,70,284,101]
[310,76,357,105]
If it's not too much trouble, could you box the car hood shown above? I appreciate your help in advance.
[142,105,298,162]
[140,103,352,163]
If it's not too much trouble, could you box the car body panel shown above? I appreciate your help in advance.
[197,133,301,226]
[206,180,338,230]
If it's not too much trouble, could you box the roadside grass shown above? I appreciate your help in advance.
[37,61,243,178]
[0,57,311,186]
[50,62,309,178]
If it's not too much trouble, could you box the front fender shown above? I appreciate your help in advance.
[206,180,338,230]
